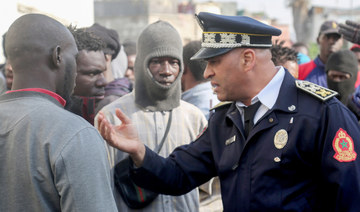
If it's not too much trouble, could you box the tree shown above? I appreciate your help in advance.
[288,0,313,44]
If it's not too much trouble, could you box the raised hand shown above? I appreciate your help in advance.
[339,20,360,44]
[97,108,146,167]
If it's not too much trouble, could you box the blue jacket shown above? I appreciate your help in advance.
[131,71,360,212]
[299,56,328,87]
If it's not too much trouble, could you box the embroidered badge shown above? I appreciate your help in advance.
[220,33,236,44]
[274,129,288,149]
[295,80,338,101]
[332,128,357,162]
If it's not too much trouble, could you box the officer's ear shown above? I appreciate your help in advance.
[242,49,255,71]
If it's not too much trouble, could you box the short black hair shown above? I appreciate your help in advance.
[271,40,298,66]
[68,25,106,52]
[183,40,207,82]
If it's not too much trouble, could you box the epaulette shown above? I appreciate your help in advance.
[295,80,338,101]
[210,101,232,111]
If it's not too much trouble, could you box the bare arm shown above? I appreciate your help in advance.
[97,108,146,167]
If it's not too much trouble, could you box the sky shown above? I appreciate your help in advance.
[196,0,360,25]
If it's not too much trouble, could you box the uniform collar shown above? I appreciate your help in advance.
[6,88,66,107]
[271,70,299,114]
[236,66,285,109]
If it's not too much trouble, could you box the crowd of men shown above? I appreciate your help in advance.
[1,11,360,212]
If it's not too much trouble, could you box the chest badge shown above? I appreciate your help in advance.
[274,129,288,149]
[333,128,357,162]
[225,135,236,146]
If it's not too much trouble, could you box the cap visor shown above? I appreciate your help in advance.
[191,47,233,60]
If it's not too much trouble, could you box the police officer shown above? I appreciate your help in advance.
[98,12,360,212]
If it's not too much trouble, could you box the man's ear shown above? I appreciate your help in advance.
[52,45,62,68]
[242,49,255,71]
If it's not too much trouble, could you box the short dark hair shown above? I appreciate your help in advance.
[68,25,106,52]
[183,40,207,82]
[271,40,298,66]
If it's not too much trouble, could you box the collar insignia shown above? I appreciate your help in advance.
[333,128,357,162]
[225,135,236,146]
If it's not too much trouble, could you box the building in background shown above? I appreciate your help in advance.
[0,0,93,63]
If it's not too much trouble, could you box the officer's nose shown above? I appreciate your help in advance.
[204,63,214,79]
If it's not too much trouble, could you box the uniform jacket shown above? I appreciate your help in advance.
[130,71,360,212]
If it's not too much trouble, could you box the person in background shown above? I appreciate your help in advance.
[292,42,311,65]
[339,20,360,120]
[0,33,13,94]
[86,23,121,82]
[66,27,108,125]
[97,12,360,212]
[0,13,117,211]
[96,20,207,212]
[326,49,359,120]
[271,40,299,78]
[182,40,219,119]
[181,40,221,212]
[350,44,360,88]
[299,20,343,87]
[0,33,7,94]
[123,40,137,85]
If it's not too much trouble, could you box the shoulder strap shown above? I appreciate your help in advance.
[295,80,338,101]
[154,110,173,153]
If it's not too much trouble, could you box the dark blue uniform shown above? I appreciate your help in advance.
[131,71,360,211]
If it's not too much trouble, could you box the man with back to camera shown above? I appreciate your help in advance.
[0,14,117,211]
[98,12,360,211]
[96,20,207,211]
[298,20,343,87]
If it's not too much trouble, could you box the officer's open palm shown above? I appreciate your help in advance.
[97,109,146,166]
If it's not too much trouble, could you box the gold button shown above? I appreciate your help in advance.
[269,118,274,123]
[274,157,281,162]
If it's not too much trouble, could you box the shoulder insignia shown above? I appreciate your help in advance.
[295,80,338,101]
[332,128,357,162]
[210,101,232,110]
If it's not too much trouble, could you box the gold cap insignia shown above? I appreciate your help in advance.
[295,80,338,101]
[274,129,288,149]
[332,21,337,29]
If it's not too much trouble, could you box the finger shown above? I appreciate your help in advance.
[98,117,109,140]
[346,20,360,29]
[339,23,355,32]
[339,29,354,38]
[115,108,132,125]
